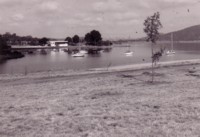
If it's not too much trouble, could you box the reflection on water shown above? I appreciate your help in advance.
[0,42,200,74]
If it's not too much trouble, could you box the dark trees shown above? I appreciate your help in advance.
[1,32,39,46]
[0,35,10,54]
[90,30,102,43]
[65,37,72,43]
[72,35,80,44]
[84,30,102,45]
[39,37,49,46]
[0,35,24,59]
[85,33,92,44]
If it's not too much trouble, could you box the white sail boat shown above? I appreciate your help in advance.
[72,45,87,57]
[72,52,85,57]
[125,45,133,56]
[166,33,175,55]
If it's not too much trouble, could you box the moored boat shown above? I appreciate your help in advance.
[166,33,176,55]
[166,50,175,55]
[72,52,85,57]
[125,51,133,56]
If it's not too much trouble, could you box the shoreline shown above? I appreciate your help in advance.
[0,52,24,62]
[90,59,200,72]
[1,59,200,80]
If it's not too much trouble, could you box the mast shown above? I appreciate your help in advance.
[171,33,173,50]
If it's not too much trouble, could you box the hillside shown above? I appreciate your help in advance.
[160,25,200,41]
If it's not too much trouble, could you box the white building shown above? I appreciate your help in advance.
[48,41,68,47]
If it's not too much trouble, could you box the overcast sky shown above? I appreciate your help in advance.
[0,0,200,39]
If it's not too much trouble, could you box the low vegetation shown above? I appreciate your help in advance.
[0,35,24,61]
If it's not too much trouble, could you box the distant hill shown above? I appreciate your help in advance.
[109,24,200,43]
[160,25,200,41]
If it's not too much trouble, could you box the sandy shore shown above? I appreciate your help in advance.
[1,60,200,136]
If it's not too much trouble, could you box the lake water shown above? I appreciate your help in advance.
[0,42,200,74]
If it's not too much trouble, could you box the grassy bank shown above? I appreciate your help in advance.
[1,60,200,136]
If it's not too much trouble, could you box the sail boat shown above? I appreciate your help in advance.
[72,44,85,57]
[72,49,87,57]
[166,33,175,55]
[125,44,133,56]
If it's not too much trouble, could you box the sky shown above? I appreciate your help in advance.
[0,0,200,40]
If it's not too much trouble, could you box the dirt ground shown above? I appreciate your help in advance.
[1,64,200,137]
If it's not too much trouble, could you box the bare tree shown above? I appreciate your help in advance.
[144,12,163,82]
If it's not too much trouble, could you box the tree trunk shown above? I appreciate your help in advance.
[151,43,154,83]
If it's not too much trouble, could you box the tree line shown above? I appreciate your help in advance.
[0,32,40,46]
[65,30,112,46]
[0,33,49,56]
[0,29,112,48]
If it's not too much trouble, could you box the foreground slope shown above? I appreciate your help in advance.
[1,64,200,136]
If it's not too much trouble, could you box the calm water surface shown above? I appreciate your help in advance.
[0,42,200,74]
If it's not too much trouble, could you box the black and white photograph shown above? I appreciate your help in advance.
[1,0,200,136]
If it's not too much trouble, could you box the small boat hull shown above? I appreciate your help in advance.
[166,50,175,55]
[72,52,85,57]
[125,51,133,56]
